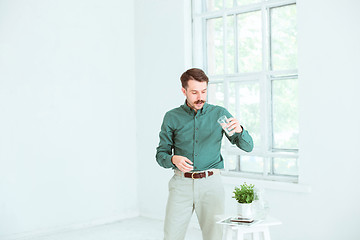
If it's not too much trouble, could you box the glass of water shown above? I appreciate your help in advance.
[217,115,234,136]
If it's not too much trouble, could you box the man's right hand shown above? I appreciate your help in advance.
[171,155,194,173]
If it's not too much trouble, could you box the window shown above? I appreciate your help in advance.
[192,0,298,182]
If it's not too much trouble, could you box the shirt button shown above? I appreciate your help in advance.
[196,128,199,130]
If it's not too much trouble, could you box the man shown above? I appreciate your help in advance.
[156,68,254,240]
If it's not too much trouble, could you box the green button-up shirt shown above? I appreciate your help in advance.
[156,102,254,171]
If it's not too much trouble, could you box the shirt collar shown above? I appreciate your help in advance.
[181,101,209,115]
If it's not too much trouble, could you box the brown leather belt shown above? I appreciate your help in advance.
[184,171,214,179]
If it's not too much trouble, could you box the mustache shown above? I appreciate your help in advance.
[195,100,206,104]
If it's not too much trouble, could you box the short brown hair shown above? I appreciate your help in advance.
[180,68,209,89]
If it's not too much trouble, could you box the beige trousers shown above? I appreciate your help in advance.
[164,170,225,240]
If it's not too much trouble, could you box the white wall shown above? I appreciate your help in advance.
[294,0,360,239]
[0,0,138,238]
[135,0,360,240]
[134,0,189,217]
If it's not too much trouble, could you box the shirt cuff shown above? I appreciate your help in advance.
[168,155,176,168]
[229,126,244,140]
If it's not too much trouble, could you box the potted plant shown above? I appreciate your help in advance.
[233,183,255,218]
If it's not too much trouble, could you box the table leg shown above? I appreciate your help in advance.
[223,225,233,240]
[262,227,271,240]
[236,228,244,240]
[253,232,260,240]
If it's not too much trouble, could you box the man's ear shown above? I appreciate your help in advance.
[181,87,186,96]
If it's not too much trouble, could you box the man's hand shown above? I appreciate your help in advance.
[171,155,193,173]
[227,117,243,135]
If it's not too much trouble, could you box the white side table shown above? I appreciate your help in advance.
[218,216,282,240]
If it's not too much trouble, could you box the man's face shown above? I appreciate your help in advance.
[182,80,207,112]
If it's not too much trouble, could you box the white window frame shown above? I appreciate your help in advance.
[192,0,299,183]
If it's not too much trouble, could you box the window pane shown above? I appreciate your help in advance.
[272,79,299,149]
[226,154,239,171]
[237,11,262,73]
[273,157,298,175]
[270,4,297,70]
[240,155,264,173]
[226,15,235,74]
[207,0,223,11]
[225,0,234,9]
[207,18,224,75]
[229,82,261,147]
[208,83,224,106]
[237,0,261,7]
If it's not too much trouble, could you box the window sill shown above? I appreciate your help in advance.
[221,171,311,193]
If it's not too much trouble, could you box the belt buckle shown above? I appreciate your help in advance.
[191,172,196,179]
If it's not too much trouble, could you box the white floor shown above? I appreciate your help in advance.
[22,217,203,240]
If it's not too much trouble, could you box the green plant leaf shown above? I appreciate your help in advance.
[232,182,255,204]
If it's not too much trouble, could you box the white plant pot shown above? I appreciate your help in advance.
[237,203,253,218]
